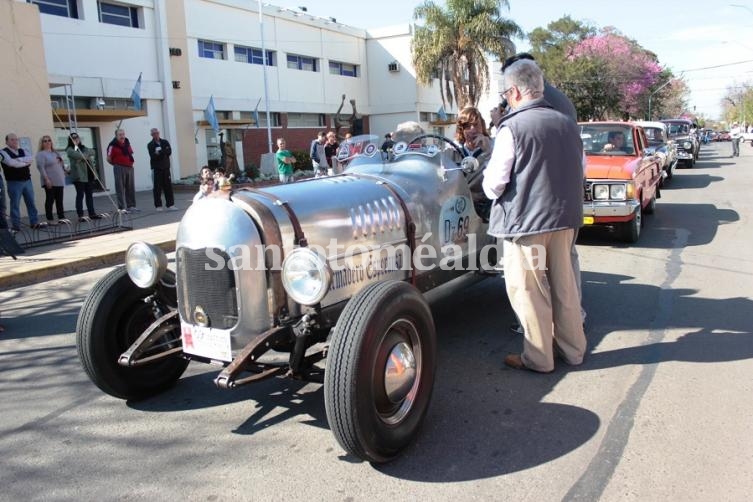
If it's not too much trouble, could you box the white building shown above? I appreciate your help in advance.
[3,0,504,218]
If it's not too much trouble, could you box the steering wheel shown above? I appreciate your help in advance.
[407,134,466,160]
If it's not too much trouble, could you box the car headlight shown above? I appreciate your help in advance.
[683,141,692,150]
[126,241,167,289]
[610,184,627,200]
[593,184,610,200]
[282,248,332,306]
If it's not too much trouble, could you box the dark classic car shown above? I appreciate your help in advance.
[661,118,700,167]
[579,122,663,242]
[76,134,500,464]
[634,120,677,183]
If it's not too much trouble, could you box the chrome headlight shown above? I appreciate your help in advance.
[593,184,610,200]
[126,242,167,289]
[683,141,692,150]
[282,248,332,306]
[610,184,627,200]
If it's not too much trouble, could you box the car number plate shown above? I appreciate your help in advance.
[583,216,594,225]
[181,322,232,362]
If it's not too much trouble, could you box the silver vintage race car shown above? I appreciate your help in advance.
[76,134,498,463]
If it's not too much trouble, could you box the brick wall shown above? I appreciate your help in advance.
[238,114,370,171]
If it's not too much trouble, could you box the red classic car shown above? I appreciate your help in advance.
[579,122,663,242]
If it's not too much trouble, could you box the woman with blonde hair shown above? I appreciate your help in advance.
[35,135,68,224]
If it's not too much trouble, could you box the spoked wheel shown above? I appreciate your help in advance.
[76,267,188,400]
[324,280,437,463]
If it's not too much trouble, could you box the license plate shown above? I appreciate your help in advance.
[181,322,232,362]
[583,216,594,225]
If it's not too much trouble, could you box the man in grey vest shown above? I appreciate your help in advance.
[494,52,586,336]
[482,59,586,373]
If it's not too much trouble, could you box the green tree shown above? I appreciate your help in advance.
[411,0,523,108]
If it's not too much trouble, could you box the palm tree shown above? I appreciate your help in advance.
[411,0,522,108]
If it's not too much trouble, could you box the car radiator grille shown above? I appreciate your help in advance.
[177,247,239,329]
[584,181,593,202]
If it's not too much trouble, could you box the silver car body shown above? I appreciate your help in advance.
[176,136,491,361]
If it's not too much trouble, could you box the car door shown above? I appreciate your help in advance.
[633,127,661,207]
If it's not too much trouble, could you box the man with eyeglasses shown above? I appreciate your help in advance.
[483,59,586,374]
[0,133,44,231]
[494,53,586,337]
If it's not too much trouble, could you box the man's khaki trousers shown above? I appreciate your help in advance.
[503,228,586,372]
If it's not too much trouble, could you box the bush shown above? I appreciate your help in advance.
[244,162,260,180]
[291,150,312,171]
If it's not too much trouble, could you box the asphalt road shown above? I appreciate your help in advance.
[1,142,752,501]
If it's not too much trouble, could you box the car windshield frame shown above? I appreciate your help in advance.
[580,125,636,156]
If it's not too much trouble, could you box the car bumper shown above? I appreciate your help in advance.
[583,200,639,224]
[677,150,693,160]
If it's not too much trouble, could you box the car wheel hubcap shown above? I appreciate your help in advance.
[376,319,422,425]
[384,342,417,404]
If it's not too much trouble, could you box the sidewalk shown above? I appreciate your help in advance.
[0,189,196,289]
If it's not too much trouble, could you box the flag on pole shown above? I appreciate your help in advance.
[437,105,448,121]
[130,73,142,111]
[253,97,261,128]
[204,95,220,133]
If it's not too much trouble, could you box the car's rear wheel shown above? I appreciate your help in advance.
[77,267,188,400]
[324,280,437,463]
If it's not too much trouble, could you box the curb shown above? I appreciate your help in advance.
[0,240,175,290]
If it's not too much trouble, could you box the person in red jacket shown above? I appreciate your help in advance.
[106,129,139,212]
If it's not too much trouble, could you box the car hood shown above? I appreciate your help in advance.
[585,156,635,180]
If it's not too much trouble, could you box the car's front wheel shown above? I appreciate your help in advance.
[76,267,188,400]
[324,280,437,463]
[619,204,642,243]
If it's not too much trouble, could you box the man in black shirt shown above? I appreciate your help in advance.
[147,128,175,211]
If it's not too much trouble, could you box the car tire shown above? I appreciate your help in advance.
[619,204,642,243]
[324,280,437,463]
[644,191,657,215]
[76,266,188,400]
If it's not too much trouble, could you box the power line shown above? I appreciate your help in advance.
[680,59,753,72]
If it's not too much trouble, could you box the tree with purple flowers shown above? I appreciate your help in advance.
[571,28,663,119]
[530,20,686,120]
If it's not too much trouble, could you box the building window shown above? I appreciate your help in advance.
[98,2,139,28]
[198,40,225,60]
[420,112,455,122]
[234,46,275,66]
[287,54,318,72]
[29,0,78,18]
[287,113,326,128]
[256,112,281,127]
[329,61,359,78]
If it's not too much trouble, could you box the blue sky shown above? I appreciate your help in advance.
[270,0,753,120]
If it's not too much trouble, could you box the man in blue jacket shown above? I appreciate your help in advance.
[310,131,327,177]
[483,59,586,373]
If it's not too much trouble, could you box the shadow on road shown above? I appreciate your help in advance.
[578,201,738,249]
[6,266,753,483]
[373,269,753,481]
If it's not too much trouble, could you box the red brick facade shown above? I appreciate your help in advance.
[236,114,370,171]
